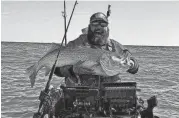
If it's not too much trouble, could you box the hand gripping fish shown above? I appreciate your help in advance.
[26,46,131,87]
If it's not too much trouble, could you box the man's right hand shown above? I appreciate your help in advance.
[127,57,139,74]
[121,49,139,74]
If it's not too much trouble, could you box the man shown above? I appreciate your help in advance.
[54,12,139,86]
[53,12,139,117]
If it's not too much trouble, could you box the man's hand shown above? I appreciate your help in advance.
[127,57,139,74]
[54,65,74,77]
[121,49,139,74]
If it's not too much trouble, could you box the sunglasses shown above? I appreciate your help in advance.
[90,22,108,27]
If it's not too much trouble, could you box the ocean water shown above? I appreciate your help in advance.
[1,42,179,118]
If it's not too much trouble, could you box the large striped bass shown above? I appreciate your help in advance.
[26,46,130,87]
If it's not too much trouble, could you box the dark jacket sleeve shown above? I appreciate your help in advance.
[54,65,75,77]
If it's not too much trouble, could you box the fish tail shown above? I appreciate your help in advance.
[26,64,37,87]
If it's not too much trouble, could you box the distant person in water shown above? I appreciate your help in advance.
[54,12,139,85]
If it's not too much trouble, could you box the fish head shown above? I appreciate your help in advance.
[99,52,129,76]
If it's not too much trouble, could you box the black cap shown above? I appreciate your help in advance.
[90,12,108,23]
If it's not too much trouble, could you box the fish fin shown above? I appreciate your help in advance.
[40,43,63,59]
[26,64,37,88]
[45,67,51,76]
[47,43,62,53]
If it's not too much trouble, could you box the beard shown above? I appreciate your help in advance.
[87,25,109,46]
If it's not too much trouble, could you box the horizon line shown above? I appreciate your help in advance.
[1,41,179,47]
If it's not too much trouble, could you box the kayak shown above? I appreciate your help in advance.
[33,79,159,118]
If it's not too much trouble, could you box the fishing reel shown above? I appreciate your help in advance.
[33,86,61,118]
[33,90,53,118]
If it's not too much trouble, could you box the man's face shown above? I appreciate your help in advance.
[88,21,109,46]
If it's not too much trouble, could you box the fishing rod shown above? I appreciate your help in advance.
[60,0,78,47]
[45,0,77,92]
[62,0,67,45]
[34,0,78,116]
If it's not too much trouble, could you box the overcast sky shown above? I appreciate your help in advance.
[1,1,179,46]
